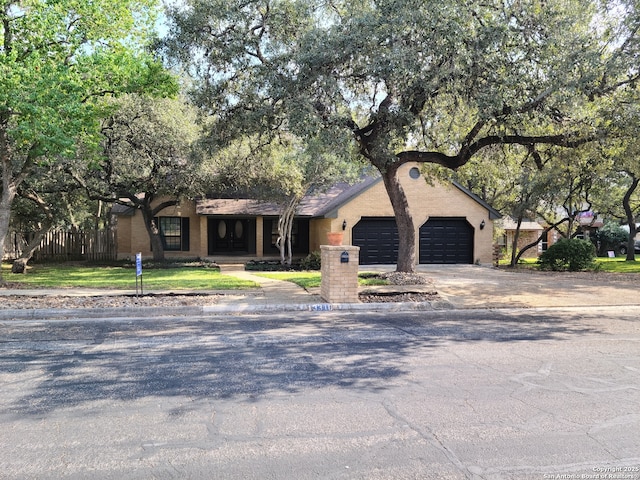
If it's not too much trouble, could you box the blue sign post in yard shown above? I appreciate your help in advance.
[135,253,143,296]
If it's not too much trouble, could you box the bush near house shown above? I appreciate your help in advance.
[245,251,322,271]
[537,238,597,272]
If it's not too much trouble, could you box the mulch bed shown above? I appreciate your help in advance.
[359,292,439,303]
[0,293,223,310]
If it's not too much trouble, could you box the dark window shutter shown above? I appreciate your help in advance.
[181,217,190,251]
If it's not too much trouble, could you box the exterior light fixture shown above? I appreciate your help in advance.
[480,220,486,230]
[342,220,347,230]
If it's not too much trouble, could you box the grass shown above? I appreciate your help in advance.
[255,271,389,289]
[594,257,640,273]
[1,263,258,290]
[500,256,640,273]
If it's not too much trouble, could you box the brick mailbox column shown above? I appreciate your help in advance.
[320,245,360,303]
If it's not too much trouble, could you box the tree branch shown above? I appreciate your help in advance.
[513,218,569,265]
[397,131,597,171]
[151,199,179,216]
[14,142,43,188]
[396,150,468,169]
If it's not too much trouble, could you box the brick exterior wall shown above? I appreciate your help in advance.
[115,201,201,260]
[309,218,333,253]
[505,230,542,258]
[320,245,360,303]
[114,215,132,259]
[198,216,208,258]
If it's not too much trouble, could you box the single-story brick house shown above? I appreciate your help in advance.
[113,163,501,265]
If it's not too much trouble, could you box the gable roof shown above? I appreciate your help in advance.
[195,175,380,218]
[501,216,545,231]
[116,173,501,220]
[299,176,380,217]
[451,181,502,220]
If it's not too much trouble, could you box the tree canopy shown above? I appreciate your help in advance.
[73,94,201,261]
[163,0,640,271]
[0,0,178,277]
[207,134,367,264]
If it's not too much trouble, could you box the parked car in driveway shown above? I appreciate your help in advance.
[619,240,640,255]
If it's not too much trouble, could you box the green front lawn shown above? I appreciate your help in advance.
[255,271,389,289]
[501,257,640,273]
[1,263,258,290]
[595,258,640,273]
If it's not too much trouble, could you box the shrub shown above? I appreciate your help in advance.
[537,238,596,271]
[245,252,322,271]
[298,251,321,270]
[245,260,291,271]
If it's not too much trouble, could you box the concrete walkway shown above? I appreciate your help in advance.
[217,263,324,308]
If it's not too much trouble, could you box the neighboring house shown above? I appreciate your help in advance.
[575,211,604,242]
[113,163,501,265]
[500,211,606,259]
[498,217,546,259]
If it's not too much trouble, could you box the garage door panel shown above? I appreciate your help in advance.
[420,218,473,264]
[353,218,398,265]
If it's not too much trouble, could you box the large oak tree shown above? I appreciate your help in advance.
[163,0,639,271]
[73,94,201,262]
[0,0,177,281]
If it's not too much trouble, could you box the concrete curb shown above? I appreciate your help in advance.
[0,299,456,320]
[0,305,205,321]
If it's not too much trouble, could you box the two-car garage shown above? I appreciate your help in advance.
[353,217,474,265]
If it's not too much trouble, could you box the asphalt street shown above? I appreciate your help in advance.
[1,307,639,480]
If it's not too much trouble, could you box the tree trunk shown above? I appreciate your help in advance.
[0,130,15,281]
[381,167,415,273]
[509,216,523,267]
[0,174,18,284]
[513,218,568,265]
[284,210,294,265]
[140,205,165,262]
[11,225,50,274]
[1,117,41,282]
[277,196,299,266]
[622,175,639,262]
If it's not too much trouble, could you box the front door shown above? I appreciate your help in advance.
[208,218,251,254]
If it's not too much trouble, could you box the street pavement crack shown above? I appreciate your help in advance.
[381,399,473,479]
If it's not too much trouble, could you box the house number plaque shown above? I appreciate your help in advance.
[340,251,349,263]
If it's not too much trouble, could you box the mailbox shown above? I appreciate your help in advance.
[340,251,349,263]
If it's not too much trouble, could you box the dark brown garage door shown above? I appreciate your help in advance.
[352,217,399,264]
[419,217,473,264]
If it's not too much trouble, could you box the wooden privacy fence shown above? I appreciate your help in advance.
[5,229,117,262]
